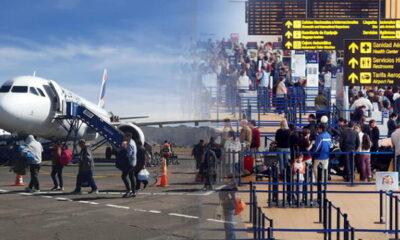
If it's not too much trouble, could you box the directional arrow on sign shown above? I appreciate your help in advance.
[285,31,292,39]
[285,21,293,28]
[348,58,359,69]
[348,42,359,54]
[348,73,358,84]
[285,41,292,49]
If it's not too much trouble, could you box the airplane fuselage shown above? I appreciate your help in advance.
[0,76,111,140]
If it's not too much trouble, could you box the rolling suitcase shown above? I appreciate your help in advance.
[244,156,254,174]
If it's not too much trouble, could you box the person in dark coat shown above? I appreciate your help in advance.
[276,120,291,172]
[369,120,380,168]
[192,140,205,170]
[135,140,148,191]
[72,139,98,194]
[201,145,218,191]
[388,113,398,137]
[116,141,134,197]
[304,114,318,141]
[340,122,360,182]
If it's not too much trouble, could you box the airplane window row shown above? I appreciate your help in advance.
[0,85,46,97]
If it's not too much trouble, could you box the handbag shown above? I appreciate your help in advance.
[138,169,150,181]
[234,197,246,216]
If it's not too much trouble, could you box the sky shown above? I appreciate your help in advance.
[0,0,247,121]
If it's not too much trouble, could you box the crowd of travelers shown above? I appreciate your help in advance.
[13,133,149,198]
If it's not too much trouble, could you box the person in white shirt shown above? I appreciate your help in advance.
[237,70,250,92]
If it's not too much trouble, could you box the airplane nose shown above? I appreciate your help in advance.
[0,95,27,131]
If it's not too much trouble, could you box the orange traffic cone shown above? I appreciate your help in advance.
[14,174,24,186]
[157,158,169,187]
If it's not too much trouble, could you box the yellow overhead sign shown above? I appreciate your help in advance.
[283,19,400,50]
[344,40,400,86]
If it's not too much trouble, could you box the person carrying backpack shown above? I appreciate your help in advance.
[24,135,43,193]
[51,141,63,191]
[50,141,72,191]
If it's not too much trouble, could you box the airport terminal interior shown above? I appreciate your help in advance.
[2,0,400,240]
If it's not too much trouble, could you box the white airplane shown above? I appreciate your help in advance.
[0,70,145,145]
[0,70,221,149]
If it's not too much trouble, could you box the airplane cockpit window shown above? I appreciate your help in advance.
[11,86,28,93]
[37,88,45,97]
[0,85,11,93]
[29,87,39,96]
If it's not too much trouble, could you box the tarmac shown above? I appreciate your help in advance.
[0,155,248,240]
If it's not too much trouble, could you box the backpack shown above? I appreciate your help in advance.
[60,149,73,166]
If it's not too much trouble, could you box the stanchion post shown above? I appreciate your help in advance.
[297,169,300,207]
[390,192,394,231]
[337,207,341,240]
[261,214,265,240]
[351,153,355,185]
[328,201,332,240]
[270,219,274,240]
[350,227,355,240]
[344,214,349,240]
[288,165,293,206]
[395,196,399,240]
[376,190,385,224]
[273,164,279,205]
[268,167,272,208]
[249,182,253,223]
[304,164,309,206]
[257,207,262,239]
[309,164,314,207]
[282,166,287,208]
[324,199,328,239]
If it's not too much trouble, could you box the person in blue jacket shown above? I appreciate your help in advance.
[313,124,332,182]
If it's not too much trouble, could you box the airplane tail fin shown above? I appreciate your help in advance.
[98,69,107,108]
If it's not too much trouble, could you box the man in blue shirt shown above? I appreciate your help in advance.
[313,124,332,182]
[123,133,137,197]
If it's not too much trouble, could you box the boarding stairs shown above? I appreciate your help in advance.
[57,101,124,147]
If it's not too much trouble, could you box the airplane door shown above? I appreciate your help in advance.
[48,81,64,114]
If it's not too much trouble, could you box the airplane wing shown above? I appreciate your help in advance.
[110,119,238,128]
[118,116,149,120]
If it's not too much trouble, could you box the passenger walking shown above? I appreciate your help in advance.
[24,135,43,193]
[201,141,218,191]
[116,141,134,197]
[135,140,148,191]
[275,119,291,173]
[340,122,360,182]
[72,139,98,194]
[51,141,64,191]
[313,124,332,182]
[124,133,137,196]
[192,140,205,170]
[359,134,372,181]
[218,180,238,240]
[369,120,380,167]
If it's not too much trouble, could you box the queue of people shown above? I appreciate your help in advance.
[15,132,149,198]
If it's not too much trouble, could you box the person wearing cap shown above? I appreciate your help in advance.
[72,139,98,194]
